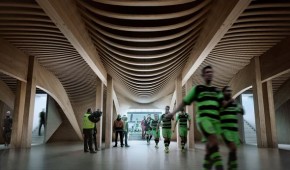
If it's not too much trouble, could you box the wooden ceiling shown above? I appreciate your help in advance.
[0,0,99,104]
[1,0,290,105]
[77,0,211,101]
[192,0,290,88]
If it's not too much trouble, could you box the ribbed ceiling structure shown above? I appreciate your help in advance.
[0,0,99,104]
[192,1,290,90]
[0,0,290,107]
[77,0,211,102]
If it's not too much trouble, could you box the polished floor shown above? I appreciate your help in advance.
[0,141,289,170]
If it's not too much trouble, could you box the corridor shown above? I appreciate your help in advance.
[0,141,289,170]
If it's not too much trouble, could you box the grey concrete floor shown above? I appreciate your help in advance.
[0,141,289,170]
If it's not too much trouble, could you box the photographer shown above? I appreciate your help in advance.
[89,109,102,151]
[82,108,96,153]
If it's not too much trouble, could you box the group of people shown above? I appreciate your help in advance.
[113,114,130,147]
[83,65,243,169]
[138,65,243,170]
[140,107,191,153]
[166,65,244,170]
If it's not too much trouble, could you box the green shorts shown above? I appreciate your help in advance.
[152,129,160,139]
[179,127,188,137]
[197,118,221,139]
[162,128,172,139]
[146,130,151,135]
[222,130,240,145]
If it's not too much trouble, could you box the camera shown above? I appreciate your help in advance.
[89,111,102,123]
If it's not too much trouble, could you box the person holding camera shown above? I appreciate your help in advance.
[90,109,102,151]
[83,108,96,153]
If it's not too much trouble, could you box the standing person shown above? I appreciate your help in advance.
[167,65,224,170]
[91,109,102,151]
[38,109,46,136]
[158,106,173,153]
[93,123,98,151]
[141,116,146,139]
[122,115,130,147]
[150,114,160,149]
[83,108,96,153]
[113,114,124,147]
[145,114,153,144]
[221,86,244,170]
[2,111,12,147]
[172,108,191,152]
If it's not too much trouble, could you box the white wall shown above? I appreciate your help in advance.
[241,94,256,128]
[33,94,47,131]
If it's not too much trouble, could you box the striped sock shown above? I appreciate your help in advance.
[203,154,213,170]
[228,151,237,170]
[210,152,223,170]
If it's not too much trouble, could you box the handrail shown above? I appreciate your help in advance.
[244,120,256,132]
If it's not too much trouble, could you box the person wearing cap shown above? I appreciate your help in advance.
[3,111,12,147]
[122,115,130,147]
[82,108,96,153]
[113,114,124,147]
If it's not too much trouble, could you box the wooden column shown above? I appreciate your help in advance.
[95,81,104,150]
[262,80,278,148]
[175,75,182,147]
[185,79,195,149]
[252,57,268,147]
[20,56,37,148]
[236,96,245,144]
[112,105,117,142]
[105,75,113,148]
[10,80,26,148]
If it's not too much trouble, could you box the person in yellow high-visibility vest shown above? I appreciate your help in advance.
[83,108,96,153]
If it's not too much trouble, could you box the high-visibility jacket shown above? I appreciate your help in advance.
[83,113,94,129]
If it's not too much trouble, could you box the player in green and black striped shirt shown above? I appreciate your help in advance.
[150,114,160,148]
[221,86,244,170]
[167,66,224,170]
[173,108,191,151]
[158,106,173,153]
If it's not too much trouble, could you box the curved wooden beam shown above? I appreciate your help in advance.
[36,63,82,140]
[182,0,251,85]
[36,0,107,85]
[0,37,28,82]
[0,78,14,109]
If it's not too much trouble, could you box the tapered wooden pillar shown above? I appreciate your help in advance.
[262,80,278,148]
[95,81,104,150]
[10,80,26,148]
[175,75,182,147]
[252,57,268,147]
[236,96,245,144]
[105,75,113,148]
[185,79,195,149]
[20,56,37,148]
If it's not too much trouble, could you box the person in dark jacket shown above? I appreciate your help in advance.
[39,109,46,136]
[3,111,12,147]
[113,114,124,147]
